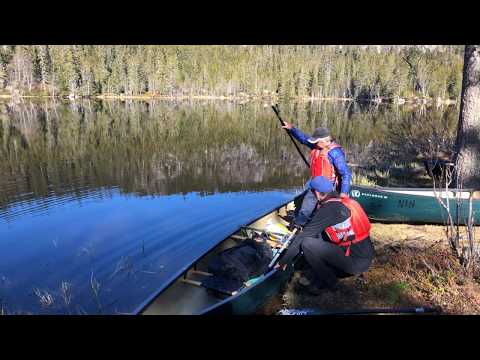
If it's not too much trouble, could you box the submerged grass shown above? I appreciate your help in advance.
[90,272,102,313]
[60,281,72,312]
[33,288,55,308]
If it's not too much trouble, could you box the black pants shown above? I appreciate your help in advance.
[301,237,374,289]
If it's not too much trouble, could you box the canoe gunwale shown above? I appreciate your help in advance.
[353,184,477,193]
[198,266,281,315]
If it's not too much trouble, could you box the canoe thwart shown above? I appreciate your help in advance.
[191,270,213,276]
[182,276,238,296]
[181,278,202,286]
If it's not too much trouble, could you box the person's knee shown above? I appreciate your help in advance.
[304,193,317,209]
[300,199,315,214]
[301,237,328,256]
[301,237,316,251]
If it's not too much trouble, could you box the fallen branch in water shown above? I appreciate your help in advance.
[33,288,54,308]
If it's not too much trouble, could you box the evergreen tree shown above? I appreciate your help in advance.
[0,45,466,100]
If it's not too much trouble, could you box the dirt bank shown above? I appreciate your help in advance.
[261,223,480,315]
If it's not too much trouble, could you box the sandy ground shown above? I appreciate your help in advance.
[260,223,480,315]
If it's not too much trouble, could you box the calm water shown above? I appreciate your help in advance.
[0,99,458,314]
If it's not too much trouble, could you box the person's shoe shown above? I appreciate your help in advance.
[355,274,366,286]
[305,282,324,296]
[298,275,311,287]
[279,213,294,223]
[294,277,325,296]
[305,280,340,295]
[293,275,312,293]
[288,222,303,232]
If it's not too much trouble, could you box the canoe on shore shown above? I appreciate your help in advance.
[135,196,300,315]
[349,185,480,225]
[135,185,478,315]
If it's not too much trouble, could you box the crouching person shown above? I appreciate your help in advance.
[280,176,375,295]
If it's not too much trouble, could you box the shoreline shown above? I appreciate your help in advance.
[0,93,457,105]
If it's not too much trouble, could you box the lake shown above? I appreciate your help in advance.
[0,99,458,314]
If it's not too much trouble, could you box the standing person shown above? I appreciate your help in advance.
[279,176,374,295]
[281,122,352,227]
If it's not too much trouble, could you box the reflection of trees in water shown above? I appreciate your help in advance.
[352,105,458,186]
[0,100,309,210]
[0,100,459,213]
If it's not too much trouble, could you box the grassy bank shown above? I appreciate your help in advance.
[262,223,480,315]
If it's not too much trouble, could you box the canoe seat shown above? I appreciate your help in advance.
[472,191,480,200]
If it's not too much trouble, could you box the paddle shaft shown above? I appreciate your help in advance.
[241,225,288,238]
[279,307,441,316]
[271,105,310,168]
[268,227,298,269]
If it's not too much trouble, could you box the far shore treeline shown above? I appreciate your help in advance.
[0,45,464,103]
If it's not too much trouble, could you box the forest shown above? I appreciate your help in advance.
[0,45,464,102]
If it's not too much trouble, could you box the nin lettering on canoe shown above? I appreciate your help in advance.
[397,199,415,209]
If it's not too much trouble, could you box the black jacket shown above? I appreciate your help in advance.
[280,194,374,265]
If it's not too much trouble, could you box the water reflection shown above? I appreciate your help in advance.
[1,100,459,218]
[1,100,315,221]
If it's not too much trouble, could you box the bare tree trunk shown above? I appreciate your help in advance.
[454,45,480,188]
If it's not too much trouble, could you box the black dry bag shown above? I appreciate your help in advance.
[201,236,273,294]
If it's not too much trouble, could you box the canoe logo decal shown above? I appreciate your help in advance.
[350,190,388,199]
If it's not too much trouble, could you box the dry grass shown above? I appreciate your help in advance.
[262,223,480,315]
[352,173,377,187]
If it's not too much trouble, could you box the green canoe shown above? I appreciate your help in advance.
[349,185,480,225]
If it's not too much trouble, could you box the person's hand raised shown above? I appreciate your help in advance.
[282,121,293,130]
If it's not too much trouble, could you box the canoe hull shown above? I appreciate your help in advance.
[349,185,480,225]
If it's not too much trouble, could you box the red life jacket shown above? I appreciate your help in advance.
[322,197,371,256]
[310,143,342,190]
